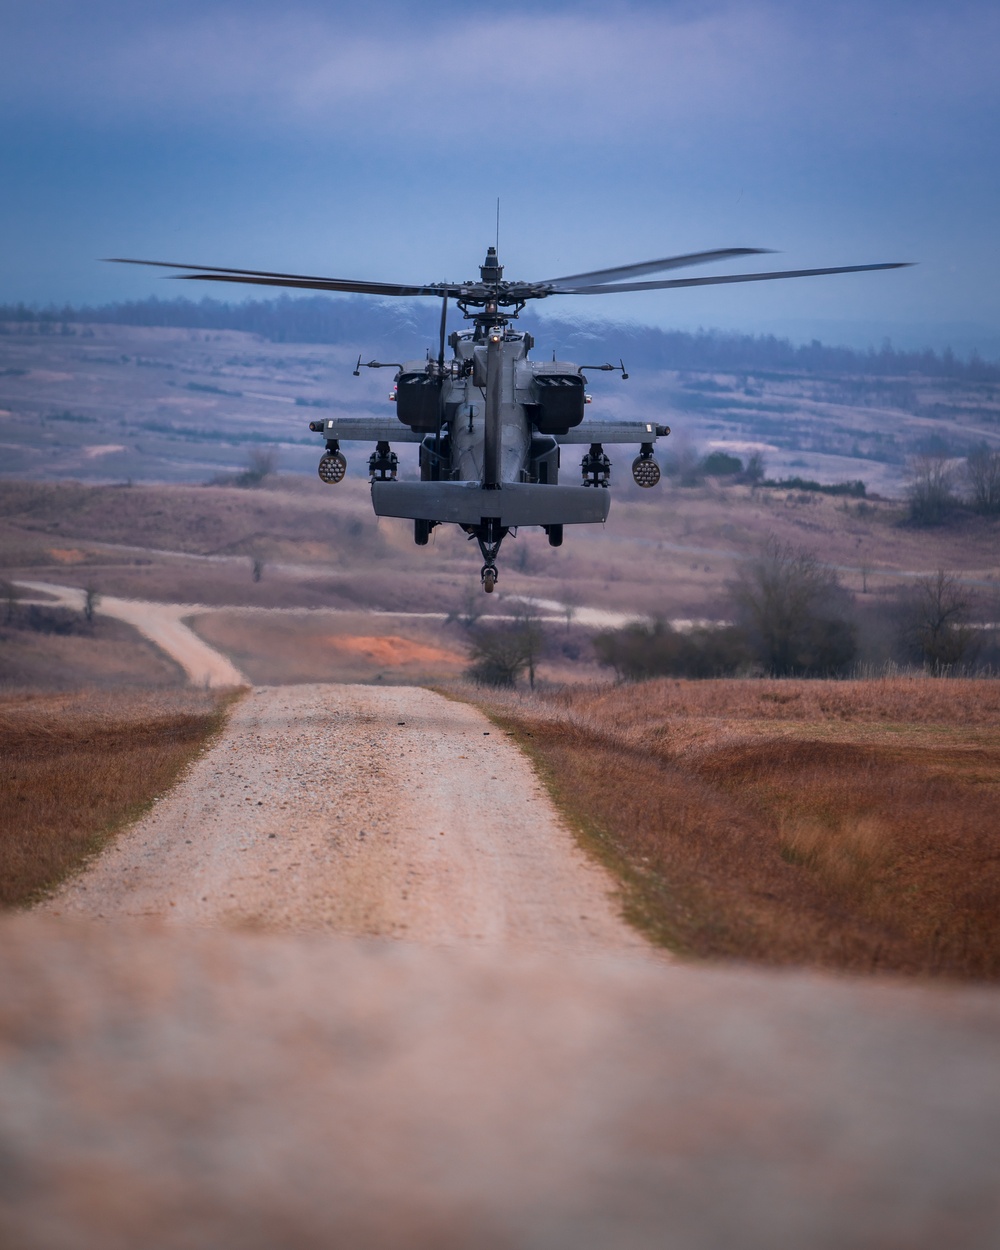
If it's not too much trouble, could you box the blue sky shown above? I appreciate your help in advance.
[2,0,999,352]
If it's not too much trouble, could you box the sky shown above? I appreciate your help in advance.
[2,0,999,353]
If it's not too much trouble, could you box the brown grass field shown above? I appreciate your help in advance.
[0,688,236,908]
[0,610,187,691]
[475,676,1000,981]
[2,475,998,623]
[190,609,470,685]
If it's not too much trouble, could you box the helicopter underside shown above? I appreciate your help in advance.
[371,479,609,528]
[372,477,610,591]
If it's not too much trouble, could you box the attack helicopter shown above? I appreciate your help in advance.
[109,245,908,590]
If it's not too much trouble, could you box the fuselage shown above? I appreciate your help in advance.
[395,328,587,490]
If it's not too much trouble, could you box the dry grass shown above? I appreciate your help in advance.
[190,610,469,685]
[0,614,187,691]
[0,687,237,907]
[474,676,1000,980]
[3,474,998,623]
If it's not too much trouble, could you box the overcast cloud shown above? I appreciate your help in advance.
[2,0,998,350]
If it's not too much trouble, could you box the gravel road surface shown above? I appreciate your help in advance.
[41,683,647,954]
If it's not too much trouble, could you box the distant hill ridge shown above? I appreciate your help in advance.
[2,295,997,382]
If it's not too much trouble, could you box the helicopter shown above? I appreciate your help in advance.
[109,245,908,591]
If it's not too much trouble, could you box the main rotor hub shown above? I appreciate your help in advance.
[480,246,503,284]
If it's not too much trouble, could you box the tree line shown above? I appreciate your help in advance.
[3,296,998,381]
[594,540,996,680]
[456,536,997,689]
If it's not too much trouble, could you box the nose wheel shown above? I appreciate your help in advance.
[474,519,507,594]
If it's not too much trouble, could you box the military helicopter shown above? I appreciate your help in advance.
[110,245,908,590]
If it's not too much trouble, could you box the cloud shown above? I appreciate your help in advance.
[3,1,998,148]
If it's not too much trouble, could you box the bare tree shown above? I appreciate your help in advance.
[741,449,766,489]
[729,536,856,675]
[235,446,279,488]
[965,446,1000,515]
[905,453,957,525]
[83,584,101,625]
[508,601,544,690]
[445,586,487,630]
[1,580,18,624]
[896,570,977,672]
[465,602,546,689]
[560,585,580,632]
[466,624,533,688]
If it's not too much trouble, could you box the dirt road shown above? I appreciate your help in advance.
[41,683,647,954]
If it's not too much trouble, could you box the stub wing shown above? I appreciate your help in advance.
[555,421,669,444]
[371,481,610,527]
[313,417,424,443]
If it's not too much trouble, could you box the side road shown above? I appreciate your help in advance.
[14,579,246,687]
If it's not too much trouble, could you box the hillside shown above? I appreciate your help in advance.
[2,305,999,496]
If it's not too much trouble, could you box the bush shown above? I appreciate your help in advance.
[465,620,544,689]
[729,537,857,675]
[905,453,958,525]
[593,620,749,681]
[965,446,1000,515]
[700,451,743,477]
[762,476,866,498]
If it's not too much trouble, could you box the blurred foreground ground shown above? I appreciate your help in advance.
[1,916,999,1250]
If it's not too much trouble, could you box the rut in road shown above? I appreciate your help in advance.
[43,683,650,954]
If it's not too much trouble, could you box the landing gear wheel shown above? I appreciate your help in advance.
[414,519,431,546]
[482,566,497,593]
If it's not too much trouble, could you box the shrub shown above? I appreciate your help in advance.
[905,453,958,525]
[894,570,978,672]
[965,445,1000,514]
[729,537,857,675]
[700,450,743,477]
[593,620,749,681]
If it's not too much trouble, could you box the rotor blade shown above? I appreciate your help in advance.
[539,248,772,289]
[553,262,912,295]
[105,257,456,298]
[169,272,462,297]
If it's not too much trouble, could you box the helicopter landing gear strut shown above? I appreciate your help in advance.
[474,518,508,594]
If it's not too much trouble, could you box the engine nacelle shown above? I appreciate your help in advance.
[395,365,441,432]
